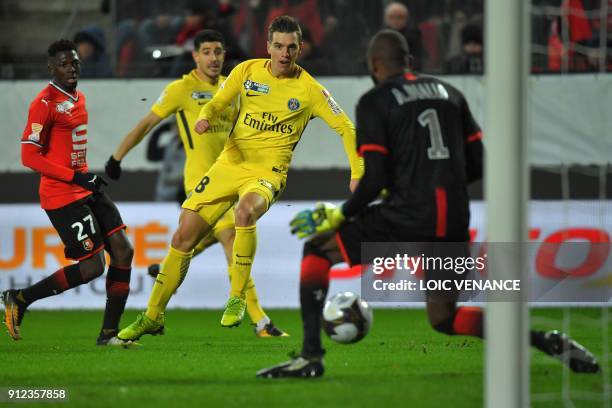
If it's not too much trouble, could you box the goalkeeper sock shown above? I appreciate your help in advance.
[146,246,193,321]
[299,250,332,358]
[20,263,85,305]
[452,306,484,337]
[102,265,131,331]
[229,225,257,298]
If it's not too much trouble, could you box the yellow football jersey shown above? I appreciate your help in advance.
[152,70,238,193]
[197,59,363,179]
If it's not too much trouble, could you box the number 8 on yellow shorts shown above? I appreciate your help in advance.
[182,160,285,227]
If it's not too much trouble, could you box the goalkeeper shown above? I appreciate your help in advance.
[257,29,600,378]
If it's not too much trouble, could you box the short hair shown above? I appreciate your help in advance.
[193,29,225,51]
[48,39,76,58]
[367,29,410,68]
[268,15,302,43]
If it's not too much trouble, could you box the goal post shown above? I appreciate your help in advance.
[484,0,531,407]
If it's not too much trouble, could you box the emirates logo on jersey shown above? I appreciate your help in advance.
[56,100,75,115]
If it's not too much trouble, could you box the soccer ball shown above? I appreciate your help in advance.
[322,291,373,344]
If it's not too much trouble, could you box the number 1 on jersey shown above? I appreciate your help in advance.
[418,109,450,160]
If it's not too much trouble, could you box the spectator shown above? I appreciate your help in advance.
[132,11,183,77]
[74,26,114,78]
[383,2,426,71]
[145,121,186,204]
[233,0,328,59]
[316,0,372,74]
[446,24,483,74]
[170,0,247,76]
[233,0,284,58]
[297,28,332,75]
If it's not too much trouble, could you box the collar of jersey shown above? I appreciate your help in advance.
[191,69,223,87]
[265,60,300,80]
[49,81,79,102]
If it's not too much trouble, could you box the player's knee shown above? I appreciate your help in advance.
[122,241,134,262]
[171,228,198,252]
[113,240,134,266]
[79,252,105,282]
[300,241,333,286]
[302,240,331,262]
[234,204,257,227]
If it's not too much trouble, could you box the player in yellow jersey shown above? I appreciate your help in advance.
[105,30,287,338]
[118,15,363,340]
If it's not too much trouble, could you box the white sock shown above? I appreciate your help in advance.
[256,316,271,332]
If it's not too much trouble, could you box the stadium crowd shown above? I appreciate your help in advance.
[1,0,610,79]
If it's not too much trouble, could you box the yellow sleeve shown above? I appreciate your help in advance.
[151,81,181,119]
[198,62,245,121]
[311,84,364,179]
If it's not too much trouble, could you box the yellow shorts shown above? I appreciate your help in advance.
[185,188,235,237]
[182,160,285,227]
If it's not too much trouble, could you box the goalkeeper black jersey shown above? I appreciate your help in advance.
[350,72,483,240]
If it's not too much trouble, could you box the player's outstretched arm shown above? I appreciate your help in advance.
[195,61,245,134]
[311,85,364,190]
[290,151,388,239]
[106,111,163,180]
[290,202,346,239]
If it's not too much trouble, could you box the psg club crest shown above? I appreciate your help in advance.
[287,98,300,111]
[82,238,94,252]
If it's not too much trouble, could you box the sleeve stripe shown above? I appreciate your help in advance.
[358,144,389,156]
[466,131,483,143]
[21,140,44,148]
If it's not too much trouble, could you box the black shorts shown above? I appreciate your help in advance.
[45,191,126,261]
[338,205,471,302]
[337,204,469,266]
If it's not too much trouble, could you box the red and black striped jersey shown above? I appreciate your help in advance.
[21,82,91,209]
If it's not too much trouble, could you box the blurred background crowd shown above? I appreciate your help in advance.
[0,0,610,79]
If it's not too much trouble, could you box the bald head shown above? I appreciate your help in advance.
[367,29,410,69]
[384,2,409,30]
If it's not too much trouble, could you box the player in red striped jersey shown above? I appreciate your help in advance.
[1,40,134,346]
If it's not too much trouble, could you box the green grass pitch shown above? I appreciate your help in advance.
[0,308,609,407]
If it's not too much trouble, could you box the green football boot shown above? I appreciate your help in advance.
[220,296,247,327]
[118,312,165,341]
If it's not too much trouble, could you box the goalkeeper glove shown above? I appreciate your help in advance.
[105,155,122,180]
[289,202,345,239]
[72,172,108,192]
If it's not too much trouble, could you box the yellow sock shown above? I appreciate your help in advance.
[245,276,266,323]
[230,225,257,298]
[146,245,193,320]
